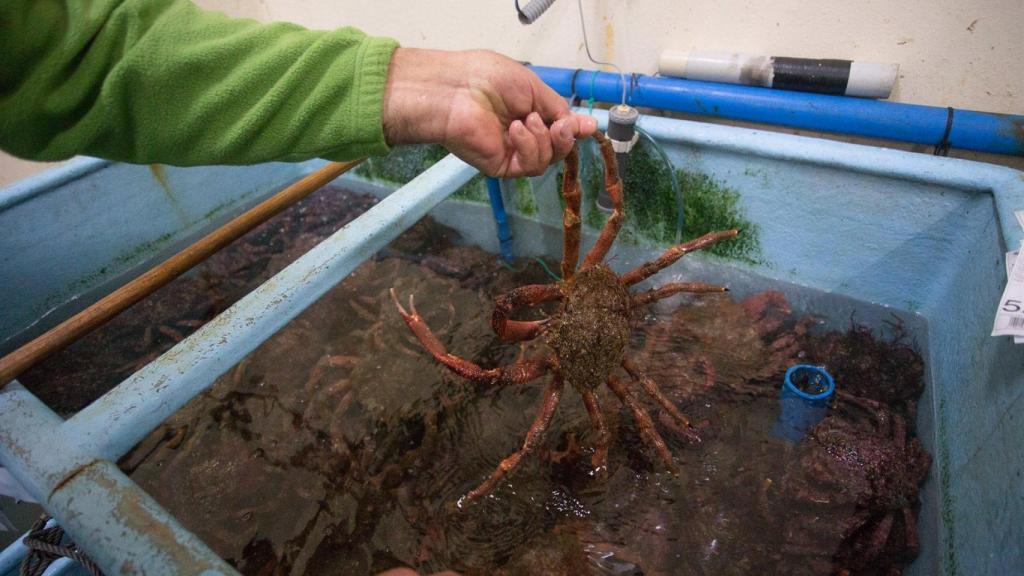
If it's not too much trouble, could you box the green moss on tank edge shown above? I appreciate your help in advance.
[354,144,449,184]
[39,232,178,316]
[450,174,488,202]
[678,170,762,263]
[353,144,489,203]
[355,139,762,264]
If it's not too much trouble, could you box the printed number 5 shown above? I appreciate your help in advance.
[1003,299,1023,312]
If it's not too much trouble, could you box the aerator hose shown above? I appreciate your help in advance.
[773,364,835,442]
[635,125,685,243]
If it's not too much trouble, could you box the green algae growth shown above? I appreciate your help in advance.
[354,138,762,264]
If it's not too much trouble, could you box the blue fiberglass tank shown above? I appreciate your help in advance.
[0,110,1021,575]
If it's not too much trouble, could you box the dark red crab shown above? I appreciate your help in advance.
[391,131,738,502]
[781,406,931,575]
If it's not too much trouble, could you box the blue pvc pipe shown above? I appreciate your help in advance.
[773,365,836,442]
[530,66,1024,156]
[486,177,515,261]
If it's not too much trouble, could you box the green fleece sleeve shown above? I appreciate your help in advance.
[0,0,399,165]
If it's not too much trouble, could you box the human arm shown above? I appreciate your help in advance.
[0,0,595,175]
[0,0,398,165]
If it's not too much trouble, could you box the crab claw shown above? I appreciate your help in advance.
[389,288,411,318]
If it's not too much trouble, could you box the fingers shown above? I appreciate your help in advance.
[526,112,553,168]
[550,118,575,160]
[510,112,599,176]
[526,67,598,141]
[574,114,599,139]
[508,112,565,176]
[508,119,542,176]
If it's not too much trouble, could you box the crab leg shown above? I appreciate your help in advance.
[622,357,701,443]
[620,230,740,286]
[606,376,679,474]
[561,146,582,280]
[391,289,550,385]
[492,283,562,342]
[580,390,610,470]
[581,132,624,269]
[862,513,895,565]
[903,506,920,558]
[464,376,565,502]
[631,282,728,306]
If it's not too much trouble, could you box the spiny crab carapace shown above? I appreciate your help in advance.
[391,131,738,502]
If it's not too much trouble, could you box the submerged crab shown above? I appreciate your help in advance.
[781,407,931,575]
[391,132,738,501]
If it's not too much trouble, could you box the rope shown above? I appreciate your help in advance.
[21,515,103,576]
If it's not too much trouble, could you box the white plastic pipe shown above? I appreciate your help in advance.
[658,50,898,99]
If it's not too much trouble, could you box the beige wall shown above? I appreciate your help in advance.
[3,0,1022,187]
[229,0,1022,114]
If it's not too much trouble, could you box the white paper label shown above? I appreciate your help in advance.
[992,240,1024,340]
[1006,247,1024,343]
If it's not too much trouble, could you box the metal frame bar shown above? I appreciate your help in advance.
[0,155,476,575]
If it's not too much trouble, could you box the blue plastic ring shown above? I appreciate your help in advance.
[783,364,835,400]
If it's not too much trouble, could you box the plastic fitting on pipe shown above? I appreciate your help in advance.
[598,104,640,212]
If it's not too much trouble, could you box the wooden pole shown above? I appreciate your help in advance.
[0,159,364,386]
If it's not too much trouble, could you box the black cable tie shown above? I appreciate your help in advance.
[934,107,955,156]
[629,73,641,104]
[570,68,584,107]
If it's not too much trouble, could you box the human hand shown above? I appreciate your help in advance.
[382,48,598,177]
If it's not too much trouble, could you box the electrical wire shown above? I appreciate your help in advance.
[576,0,627,106]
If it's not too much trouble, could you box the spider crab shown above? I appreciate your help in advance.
[781,406,931,575]
[391,131,738,502]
